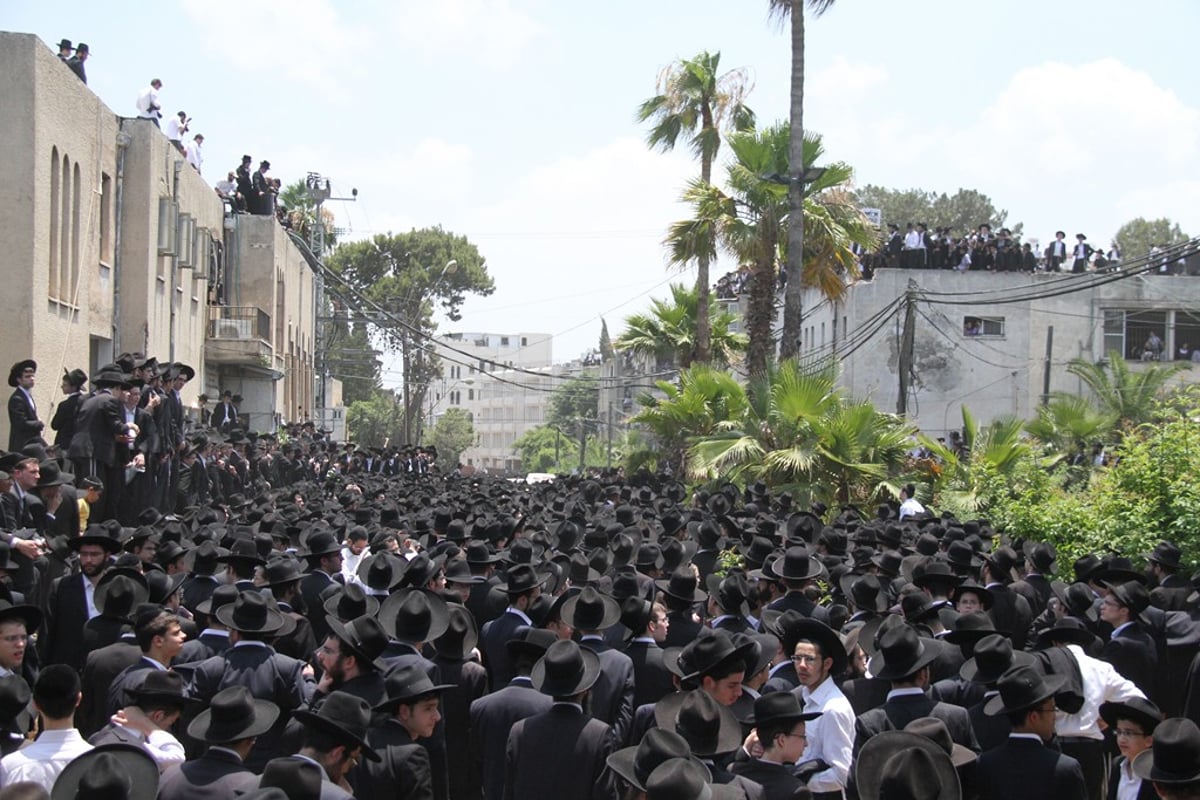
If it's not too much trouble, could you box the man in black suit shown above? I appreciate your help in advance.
[50,368,86,450]
[187,591,317,772]
[765,547,831,625]
[6,360,43,452]
[853,624,979,758]
[982,547,1034,650]
[503,639,615,800]
[289,691,377,800]
[157,685,279,800]
[480,564,544,688]
[730,692,820,800]
[41,529,120,669]
[1100,580,1159,704]
[470,627,555,800]
[977,664,1086,800]
[1146,541,1192,611]
[656,568,704,650]
[563,586,635,746]
[88,669,191,771]
[354,665,450,800]
[210,390,238,432]
[1099,697,1160,800]
[298,530,344,647]
[105,607,187,718]
[623,598,675,708]
[66,365,137,522]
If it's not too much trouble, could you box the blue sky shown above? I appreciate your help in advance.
[10,1,1199,374]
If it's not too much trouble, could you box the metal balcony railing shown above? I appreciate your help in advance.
[208,306,271,342]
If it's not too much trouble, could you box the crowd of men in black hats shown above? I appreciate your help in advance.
[7,352,1200,798]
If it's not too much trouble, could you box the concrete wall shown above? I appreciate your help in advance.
[799,269,1200,438]
[0,32,120,445]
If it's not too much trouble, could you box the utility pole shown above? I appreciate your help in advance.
[1041,325,1054,406]
[896,280,917,416]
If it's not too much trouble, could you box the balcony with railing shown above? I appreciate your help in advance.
[206,305,273,364]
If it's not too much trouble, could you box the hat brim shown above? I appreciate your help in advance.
[50,743,160,800]
[653,690,744,757]
[322,592,381,622]
[71,535,123,553]
[983,672,1067,716]
[326,617,388,673]
[560,591,622,631]
[290,709,380,761]
[0,604,42,633]
[1033,625,1100,651]
[187,696,280,743]
[606,747,711,793]
[959,648,1035,684]
[1099,699,1162,735]
[869,639,941,681]
[855,732,961,800]
[1132,746,1200,784]
[654,578,707,604]
[215,601,287,634]
[377,588,451,643]
[780,618,848,676]
[530,645,601,696]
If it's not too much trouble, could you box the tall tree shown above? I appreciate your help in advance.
[637,51,755,366]
[548,377,601,470]
[615,283,747,370]
[427,408,475,470]
[1113,217,1190,264]
[1066,350,1184,434]
[771,0,837,360]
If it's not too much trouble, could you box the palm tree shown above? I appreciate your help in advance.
[1067,350,1184,433]
[686,361,914,505]
[615,283,747,370]
[1025,395,1116,465]
[667,125,871,375]
[919,406,1032,517]
[769,0,838,360]
[628,365,749,474]
[638,51,755,366]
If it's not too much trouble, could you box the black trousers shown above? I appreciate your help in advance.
[1059,737,1107,800]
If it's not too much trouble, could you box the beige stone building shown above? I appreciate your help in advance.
[0,31,316,444]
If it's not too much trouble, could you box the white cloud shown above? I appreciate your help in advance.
[807,55,888,100]
[382,0,546,70]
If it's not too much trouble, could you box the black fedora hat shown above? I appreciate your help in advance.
[856,730,961,800]
[984,664,1067,716]
[215,591,286,634]
[92,575,148,621]
[257,758,322,800]
[195,583,239,619]
[645,757,741,800]
[0,596,42,633]
[1103,579,1152,621]
[1132,717,1200,784]
[322,583,381,623]
[57,39,74,50]
[776,546,823,581]
[215,537,266,568]
[326,614,389,672]
[1053,581,1099,622]
[7,360,35,388]
[400,553,445,589]
[1096,556,1148,586]
[127,670,200,710]
[531,639,601,696]
[292,691,380,761]
[505,625,558,661]
[561,586,622,632]
[434,604,479,662]
[655,568,707,603]
[357,552,407,592]
[51,743,159,800]
[948,581,993,610]
[657,687,743,757]
[1033,616,1100,650]
[779,616,848,675]
[464,540,501,566]
[378,588,450,643]
[36,460,74,488]
[904,716,977,768]
[299,529,341,559]
[145,570,187,606]
[941,611,1004,645]
[0,675,32,735]
[262,556,305,587]
[743,691,821,726]
[900,592,942,625]
[505,563,547,595]
[945,540,981,571]
[1146,541,1184,570]
[1099,696,1162,735]
[913,560,963,590]
[607,728,710,793]
[73,523,123,553]
[677,630,756,680]
[959,634,1035,684]
[443,558,484,586]
[187,685,280,743]
[868,624,940,681]
[842,574,888,614]
[373,664,454,713]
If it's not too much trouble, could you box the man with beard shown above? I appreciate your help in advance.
[314,615,389,708]
[41,531,119,670]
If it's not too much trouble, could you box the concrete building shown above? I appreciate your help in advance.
[798,268,1200,438]
[0,31,318,444]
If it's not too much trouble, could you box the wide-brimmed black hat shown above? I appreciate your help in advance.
[127,670,200,710]
[505,625,558,661]
[505,563,547,595]
[187,685,279,743]
[1033,616,1100,650]
[400,553,445,589]
[73,523,123,553]
[91,364,131,389]
[146,570,187,606]
[0,596,42,633]
[1095,556,1147,586]
[959,634,1034,684]
[326,614,389,672]
[444,558,484,586]
[607,728,709,793]
[945,541,981,571]
[7,360,35,388]
[373,664,454,713]
[904,716,977,768]
[781,617,848,675]
[948,581,992,610]
[378,588,450,643]
[1132,718,1200,784]
[1104,579,1151,621]
[215,591,286,634]
[676,630,757,680]
[255,758,322,800]
[531,639,601,696]
[0,675,32,735]
[869,624,940,680]
[657,688,743,757]
[215,537,266,568]
[36,460,74,488]
[262,557,304,587]
[464,540,502,566]
[434,604,478,661]
[656,568,707,603]
[856,730,961,800]
[51,743,159,800]
[292,691,380,761]
[1146,541,1184,570]
[900,592,942,625]
[195,583,239,620]
[1100,696,1162,735]
[1052,581,1099,622]
[940,611,1004,645]
[93,574,148,621]
[742,691,821,726]
[561,586,621,632]
[775,546,824,581]
[56,39,74,50]
[984,664,1067,716]
[357,553,407,591]
[298,530,341,559]
[840,573,888,614]
[645,757,742,800]
[913,560,963,590]
[322,583,381,622]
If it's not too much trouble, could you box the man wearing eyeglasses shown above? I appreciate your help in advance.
[787,620,854,799]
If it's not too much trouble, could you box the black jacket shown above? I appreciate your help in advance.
[503,704,615,800]
[7,388,42,452]
[354,718,435,800]
[977,736,1086,800]
[853,690,980,758]
[470,677,553,800]
[157,747,259,800]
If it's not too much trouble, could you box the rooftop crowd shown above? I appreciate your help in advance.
[0,357,1199,800]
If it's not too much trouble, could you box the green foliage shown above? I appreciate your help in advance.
[278,179,339,249]
[854,185,1022,238]
[514,424,614,473]
[547,378,602,469]
[615,283,747,370]
[1066,351,1184,434]
[346,390,404,447]
[628,365,749,474]
[1114,217,1189,263]
[920,406,1034,518]
[427,408,475,470]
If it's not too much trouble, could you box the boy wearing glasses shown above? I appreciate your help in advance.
[731,692,822,800]
[1100,698,1161,800]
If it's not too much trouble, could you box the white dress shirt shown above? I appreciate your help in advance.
[800,675,855,791]
[0,728,93,790]
[83,573,101,620]
[1055,643,1144,740]
[111,723,187,770]
[1115,756,1143,800]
